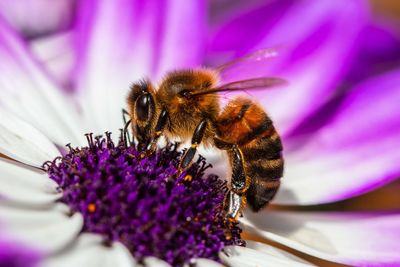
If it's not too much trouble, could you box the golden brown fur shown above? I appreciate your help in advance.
[155,69,220,145]
[127,68,283,213]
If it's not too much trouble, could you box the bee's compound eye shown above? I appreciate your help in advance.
[135,93,151,121]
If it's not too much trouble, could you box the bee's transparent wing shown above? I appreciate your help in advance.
[216,77,287,91]
[216,47,281,72]
[215,46,285,84]
[192,77,287,97]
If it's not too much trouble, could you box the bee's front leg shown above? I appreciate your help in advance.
[178,119,208,175]
[121,109,132,146]
[143,109,168,156]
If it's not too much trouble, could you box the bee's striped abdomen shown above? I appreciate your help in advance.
[243,131,283,211]
[217,97,283,212]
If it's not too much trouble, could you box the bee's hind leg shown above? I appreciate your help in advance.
[224,190,245,222]
[214,138,249,223]
[224,190,246,240]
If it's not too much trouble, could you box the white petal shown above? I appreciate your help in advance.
[220,244,312,267]
[144,257,171,267]
[245,240,311,265]
[0,109,60,167]
[42,234,137,267]
[0,203,83,255]
[189,258,223,267]
[0,157,61,206]
[242,211,400,266]
[197,145,230,179]
[0,19,84,146]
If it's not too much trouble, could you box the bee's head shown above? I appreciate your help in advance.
[127,80,157,150]
[156,69,219,114]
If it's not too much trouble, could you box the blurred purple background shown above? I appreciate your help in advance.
[0,1,400,265]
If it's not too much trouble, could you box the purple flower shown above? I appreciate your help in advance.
[44,135,244,266]
[0,0,400,266]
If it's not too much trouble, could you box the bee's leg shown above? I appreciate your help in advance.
[121,109,132,146]
[224,190,245,223]
[226,145,249,223]
[229,144,249,195]
[214,137,249,222]
[224,190,246,240]
[145,109,168,155]
[214,138,249,194]
[178,119,208,173]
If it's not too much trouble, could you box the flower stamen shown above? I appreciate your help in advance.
[87,203,96,213]
[43,132,244,266]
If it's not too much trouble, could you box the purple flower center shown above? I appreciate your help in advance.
[44,133,244,266]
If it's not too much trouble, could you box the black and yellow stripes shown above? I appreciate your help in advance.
[243,131,283,211]
[241,132,283,161]
[216,97,284,212]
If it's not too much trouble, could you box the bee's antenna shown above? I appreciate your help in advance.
[122,109,133,146]
[123,119,132,147]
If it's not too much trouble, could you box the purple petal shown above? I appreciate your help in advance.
[0,239,41,267]
[208,0,295,57]
[344,18,400,86]
[0,0,76,38]
[242,210,400,266]
[154,0,206,78]
[0,16,84,145]
[73,0,206,134]
[275,69,400,205]
[207,1,368,136]
[286,18,400,140]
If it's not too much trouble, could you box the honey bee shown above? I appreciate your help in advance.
[125,48,285,222]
